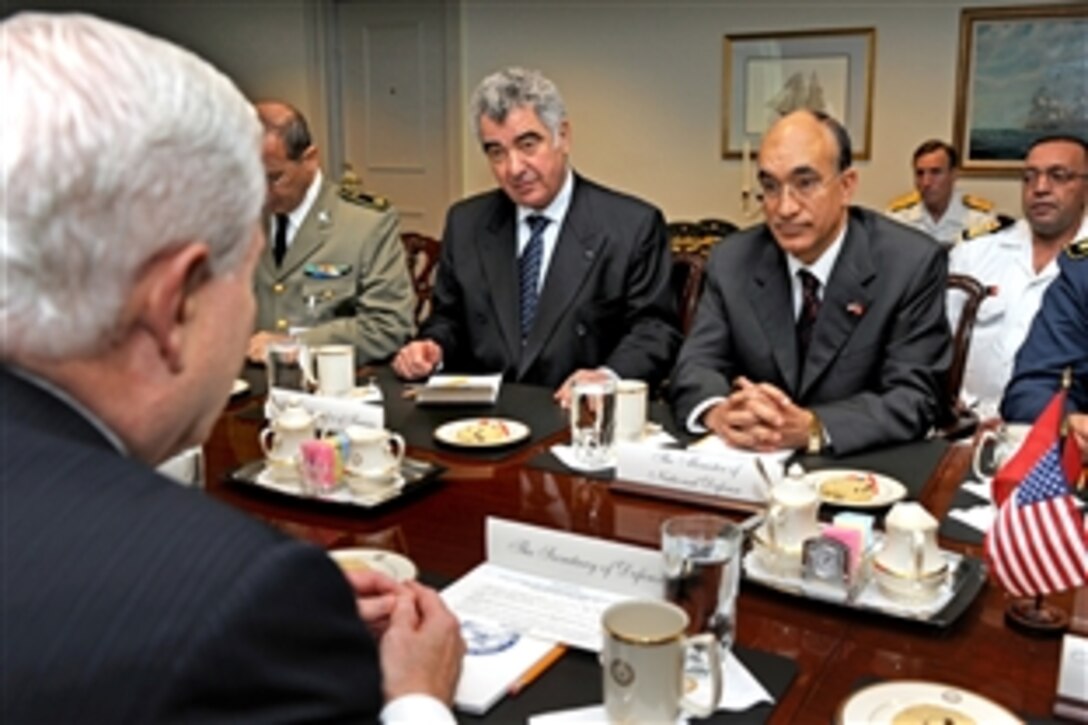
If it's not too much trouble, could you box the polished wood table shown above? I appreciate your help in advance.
[203,378,1070,723]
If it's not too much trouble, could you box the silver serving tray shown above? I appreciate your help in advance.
[742,543,987,628]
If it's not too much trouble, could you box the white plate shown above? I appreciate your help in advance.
[838,680,1022,724]
[811,468,907,509]
[328,548,418,582]
[434,417,530,448]
[231,378,250,397]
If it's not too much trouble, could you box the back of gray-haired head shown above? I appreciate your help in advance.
[0,12,264,360]
[470,67,567,142]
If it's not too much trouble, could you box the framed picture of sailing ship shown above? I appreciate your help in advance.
[953,4,1088,176]
[721,28,875,160]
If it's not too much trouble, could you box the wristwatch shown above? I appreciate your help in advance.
[807,411,823,455]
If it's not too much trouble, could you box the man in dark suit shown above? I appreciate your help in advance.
[1,13,462,722]
[671,110,950,455]
[393,67,680,403]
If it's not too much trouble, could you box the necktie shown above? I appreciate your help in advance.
[796,269,821,362]
[273,213,289,267]
[518,214,550,341]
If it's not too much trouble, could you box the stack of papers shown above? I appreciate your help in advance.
[416,374,502,405]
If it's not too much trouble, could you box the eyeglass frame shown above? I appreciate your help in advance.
[755,169,844,204]
[1021,166,1088,187]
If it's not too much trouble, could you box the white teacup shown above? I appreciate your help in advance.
[972,422,1031,482]
[343,425,405,486]
[614,379,648,442]
[259,405,320,479]
[308,344,356,397]
[874,502,946,602]
[601,599,721,724]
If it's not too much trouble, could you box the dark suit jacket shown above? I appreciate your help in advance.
[671,207,951,455]
[1002,250,1088,421]
[419,174,681,389]
[1,367,384,723]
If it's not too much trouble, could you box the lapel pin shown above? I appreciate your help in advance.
[846,302,865,317]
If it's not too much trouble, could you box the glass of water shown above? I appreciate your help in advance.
[661,514,742,652]
[570,378,617,466]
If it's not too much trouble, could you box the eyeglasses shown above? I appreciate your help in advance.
[756,173,838,204]
[1021,167,1088,186]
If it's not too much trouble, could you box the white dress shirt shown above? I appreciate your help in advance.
[948,216,1088,414]
[516,168,574,292]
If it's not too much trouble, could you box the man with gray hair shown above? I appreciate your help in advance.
[1,12,462,722]
[393,67,680,403]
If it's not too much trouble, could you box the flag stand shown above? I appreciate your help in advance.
[1005,595,1068,636]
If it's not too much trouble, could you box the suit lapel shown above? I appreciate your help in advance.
[518,178,604,377]
[477,198,521,362]
[748,236,799,389]
[799,217,875,397]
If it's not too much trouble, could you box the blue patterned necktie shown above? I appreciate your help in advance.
[796,269,821,362]
[519,214,550,341]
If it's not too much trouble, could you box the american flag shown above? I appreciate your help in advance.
[984,390,1088,597]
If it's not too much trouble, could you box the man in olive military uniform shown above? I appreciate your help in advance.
[1003,238,1088,460]
[887,139,1000,248]
[247,101,415,364]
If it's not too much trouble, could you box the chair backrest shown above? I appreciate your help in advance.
[946,272,991,404]
[671,250,707,335]
[696,218,738,239]
[400,232,441,325]
[940,272,993,437]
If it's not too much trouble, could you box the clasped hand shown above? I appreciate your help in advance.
[704,376,813,452]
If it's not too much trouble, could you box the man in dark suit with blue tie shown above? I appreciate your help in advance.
[393,67,680,404]
[671,110,950,456]
[1,12,462,723]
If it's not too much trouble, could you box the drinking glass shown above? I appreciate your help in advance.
[266,341,308,393]
[661,514,742,652]
[569,378,616,466]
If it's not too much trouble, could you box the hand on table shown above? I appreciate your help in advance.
[703,376,813,451]
[554,368,614,408]
[379,580,465,705]
[392,340,443,380]
[247,331,289,364]
[342,569,404,638]
[1070,413,1088,464]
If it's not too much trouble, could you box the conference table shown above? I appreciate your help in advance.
[202,367,1076,724]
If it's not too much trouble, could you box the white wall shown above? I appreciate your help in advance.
[7,0,1079,225]
[458,0,1080,224]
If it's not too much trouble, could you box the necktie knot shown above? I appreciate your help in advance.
[526,214,550,236]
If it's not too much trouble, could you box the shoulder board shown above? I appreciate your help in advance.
[962,194,994,212]
[887,190,920,212]
[338,187,390,211]
[962,217,1002,241]
[1066,237,1088,260]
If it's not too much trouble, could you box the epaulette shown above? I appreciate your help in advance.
[338,187,390,211]
[887,190,920,212]
[1066,237,1088,260]
[962,216,1007,241]
[963,194,995,212]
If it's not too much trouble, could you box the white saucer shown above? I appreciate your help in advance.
[838,680,1021,724]
[328,548,418,582]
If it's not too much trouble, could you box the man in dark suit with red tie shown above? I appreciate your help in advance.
[393,67,680,404]
[1,12,462,722]
[671,110,950,455]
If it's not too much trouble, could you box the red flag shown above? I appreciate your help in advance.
[991,389,1078,506]
[983,390,1088,597]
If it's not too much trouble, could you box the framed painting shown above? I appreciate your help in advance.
[953,4,1088,176]
[722,27,875,160]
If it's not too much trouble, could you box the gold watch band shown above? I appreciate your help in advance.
[807,412,823,455]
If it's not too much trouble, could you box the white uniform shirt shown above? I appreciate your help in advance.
[948,216,1088,413]
[888,189,997,249]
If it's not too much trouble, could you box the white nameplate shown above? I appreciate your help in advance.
[614,442,776,505]
[487,517,665,598]
[266,388,384,431]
